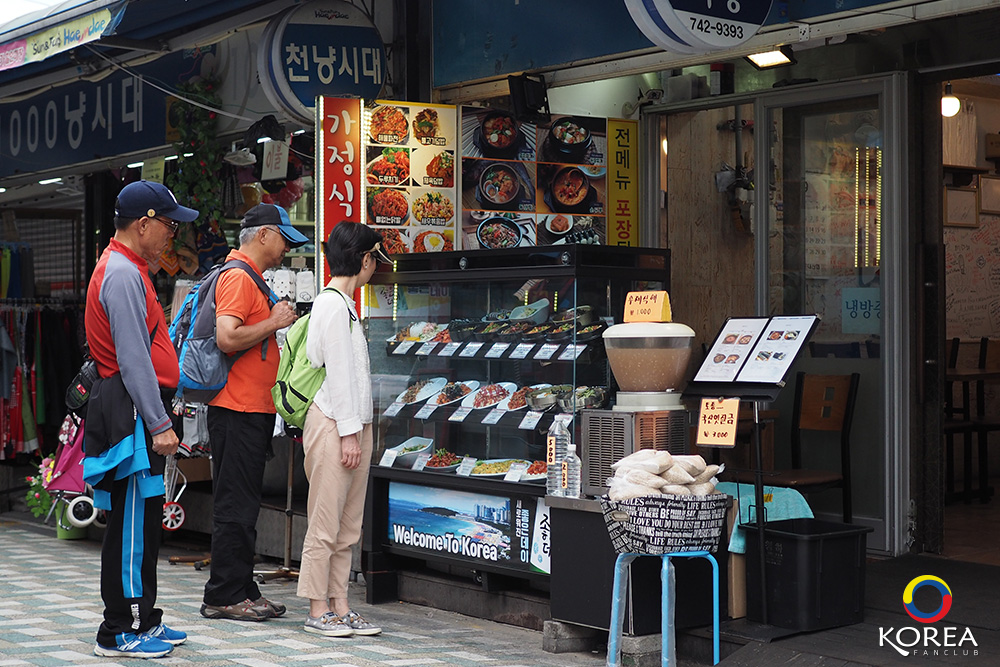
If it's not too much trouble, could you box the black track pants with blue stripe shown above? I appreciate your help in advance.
[96,474,165,647]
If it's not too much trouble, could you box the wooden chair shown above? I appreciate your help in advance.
[730,372,860,523]
[943,337,974,502]
[972,337,1000,502]
[809,341,862,359]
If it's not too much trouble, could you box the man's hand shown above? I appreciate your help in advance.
[341,432,362,470]
[269,300,298,330]
[152,428,179,457]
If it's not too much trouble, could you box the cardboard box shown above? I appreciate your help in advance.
[176,457,212,483]
[987,133,1000,159]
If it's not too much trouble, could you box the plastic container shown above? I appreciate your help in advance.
[546,418,571,496]
[561,443,581,498]
[743,518,873,631]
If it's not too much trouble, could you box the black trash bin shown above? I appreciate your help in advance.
[743,518,873,631]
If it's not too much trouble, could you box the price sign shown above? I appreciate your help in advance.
[519,411,544,430]
[482,408,505,425]
[504,461,528,482]
[510,343,535,359]
[384,402,404,417]
[624,290,671,323]
[438,342,462,357]
[416,342,437,356]
[411,453,431,471]
[261,140,289,180]
[534,344,560,360]
[486,342,510,358]
[414,403,438,420]
[456,456,477,476]
[696,397,739,447]
[393,341,415,355]
[460,342,483,357]
[558,344,587,361]
[378,448,398,467]
[449,406,472,422]
[554,413,574,427]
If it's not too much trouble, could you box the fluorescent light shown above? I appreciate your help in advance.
[0,188,6,193]
[292,129,306,135]
[941,82,961,118]
[661,138,669,156]
[257,136,271,143]
[745,45,795,70]
[164,154,179,161]
[183,153,193,158]
[127,161,144,168]
[38,177,62,185]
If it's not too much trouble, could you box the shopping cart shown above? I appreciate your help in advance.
[162,455,188,531]
[43,414,100,530]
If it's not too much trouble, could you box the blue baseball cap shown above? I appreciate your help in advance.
[241,204,309,247]
[116,180,199,222]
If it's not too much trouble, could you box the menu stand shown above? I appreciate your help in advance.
[684,315,818,634]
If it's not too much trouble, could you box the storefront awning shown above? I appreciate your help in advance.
[0,0,127,73]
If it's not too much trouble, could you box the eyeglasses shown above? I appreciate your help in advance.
[152,216,179,235]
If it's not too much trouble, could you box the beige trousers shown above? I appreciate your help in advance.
[296,404,373,601]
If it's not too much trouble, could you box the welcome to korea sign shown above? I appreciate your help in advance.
[259,0,385,125]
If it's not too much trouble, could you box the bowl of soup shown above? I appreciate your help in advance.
[550,166,590,210]
[603,322,696,392]
[479,111,520,155]
[479,163,521,208]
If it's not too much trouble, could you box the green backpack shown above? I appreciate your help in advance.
[272,288,353,429]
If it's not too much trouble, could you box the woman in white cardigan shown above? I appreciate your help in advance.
[297,222,390,638]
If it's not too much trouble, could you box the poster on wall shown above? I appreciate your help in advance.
[364,101,459,255]
[386,481,548,574]
[460,107,614,250]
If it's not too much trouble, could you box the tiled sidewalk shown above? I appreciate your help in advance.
[0,514,604,667]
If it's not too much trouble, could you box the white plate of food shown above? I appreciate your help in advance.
[519,460,548,483]
[469,458,531,478]
[395,377,448,405]
[462,382,518,409]
[543,214,573,235]
[431,381,480,406]
[423,449,466,472]
[498,384,551,411]
[388,436,434,467]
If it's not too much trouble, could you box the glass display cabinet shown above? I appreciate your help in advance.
[360,244,669,601]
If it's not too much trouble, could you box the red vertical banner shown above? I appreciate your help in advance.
[607,118,639,246]
[317,96,363,284]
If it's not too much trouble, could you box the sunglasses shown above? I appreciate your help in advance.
[152,216,179,234]
[367,242,388,264]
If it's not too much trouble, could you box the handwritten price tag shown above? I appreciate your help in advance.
[482,407,505,425]
[416,342,437,356]
[414,403,438,420]
[510,343,535,359]
[384,402,404,417]
[411,453,431,471]
[519,411,544,430]
[534,344,560,360]
[624,290,671,323]
[486,342,510,358]
[378,449,398,467]
[438,342,462,357]
[696,397,739,447]
[393,341,415,355]
[460,342,483,357]
[449,406,472,422]
[456,456,477,476]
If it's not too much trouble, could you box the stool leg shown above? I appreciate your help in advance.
[607,553,635,667]
[661,556,673,667]
[705,553,720,666]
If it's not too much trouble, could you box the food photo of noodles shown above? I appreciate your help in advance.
[379,228,410,255]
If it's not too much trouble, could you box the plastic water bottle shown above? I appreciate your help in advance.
[546,418,570,496]
[561,443,582,498]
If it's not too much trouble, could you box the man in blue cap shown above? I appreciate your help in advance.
[201,204,307,621]
[84,180,197,658]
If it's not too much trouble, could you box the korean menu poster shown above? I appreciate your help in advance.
[695,315,817,385]
[459,108,612,250]
[364,101,459,254]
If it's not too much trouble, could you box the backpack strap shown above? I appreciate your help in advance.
[218,259,280,360]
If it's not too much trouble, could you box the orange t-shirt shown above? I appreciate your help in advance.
[209,250,278,413]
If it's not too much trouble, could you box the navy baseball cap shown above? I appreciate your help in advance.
[116,180,199,222]
[240,204,309,247]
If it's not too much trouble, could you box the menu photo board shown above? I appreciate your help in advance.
[459,107,612,251]
[364,101,459,256]
[693,315,819,387]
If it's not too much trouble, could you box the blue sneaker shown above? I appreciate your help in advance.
[94,632,173,658]
[145,623,187,646]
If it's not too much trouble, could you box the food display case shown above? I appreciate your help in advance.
[360,245,669,602]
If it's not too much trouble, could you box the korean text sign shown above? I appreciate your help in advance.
[318,96,362,282]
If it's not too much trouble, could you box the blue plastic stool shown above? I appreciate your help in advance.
[606,550,720,667]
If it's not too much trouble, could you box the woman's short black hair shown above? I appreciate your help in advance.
[324,221,383,277]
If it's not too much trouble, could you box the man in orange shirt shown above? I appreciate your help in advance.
[200,204,306,621]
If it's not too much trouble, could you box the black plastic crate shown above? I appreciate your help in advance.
[743,518,873,631]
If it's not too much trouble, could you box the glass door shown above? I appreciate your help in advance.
[756,75,908,555]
